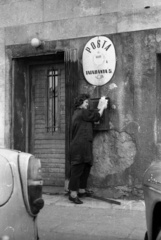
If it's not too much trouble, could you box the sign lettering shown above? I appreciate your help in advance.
[82,36,116,86]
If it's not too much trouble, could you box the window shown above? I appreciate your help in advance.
[46,69,59,133]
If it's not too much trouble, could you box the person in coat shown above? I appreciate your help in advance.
[68,93,108,204]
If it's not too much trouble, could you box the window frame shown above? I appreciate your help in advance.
[46,67,60,134]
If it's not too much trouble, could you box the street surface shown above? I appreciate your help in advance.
[38,194,146,240]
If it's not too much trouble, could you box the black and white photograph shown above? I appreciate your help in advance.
[1,0,161,239]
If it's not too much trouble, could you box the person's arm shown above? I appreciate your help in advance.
[82,97,108,122]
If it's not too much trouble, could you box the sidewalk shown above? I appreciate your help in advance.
[38,188,146,240]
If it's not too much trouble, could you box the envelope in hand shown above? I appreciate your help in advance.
[97,97,108,110]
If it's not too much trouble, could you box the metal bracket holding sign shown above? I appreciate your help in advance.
[82,36,116,86]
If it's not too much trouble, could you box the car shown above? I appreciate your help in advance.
[143,160,161,240]
[0,148,44,240]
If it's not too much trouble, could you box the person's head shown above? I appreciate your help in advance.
[74,93,90,109]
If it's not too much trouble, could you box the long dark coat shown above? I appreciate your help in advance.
[70,108,101,166]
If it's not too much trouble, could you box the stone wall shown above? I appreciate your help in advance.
[77,30,159,199]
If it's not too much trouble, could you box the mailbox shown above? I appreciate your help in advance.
[0,148,44,240]
[90,97,111,131]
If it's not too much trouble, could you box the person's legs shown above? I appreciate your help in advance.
[68,163,85,201]
[79,163,91,192]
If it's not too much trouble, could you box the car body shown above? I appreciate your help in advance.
[143,160,161,240]
[0,148,44,240]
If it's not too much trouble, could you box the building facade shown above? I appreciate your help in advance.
[1,0,161,199]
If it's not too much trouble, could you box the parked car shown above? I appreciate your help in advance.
[0,148,44,240]
[143,160,161,240]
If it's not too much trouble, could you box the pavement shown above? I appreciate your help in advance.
[37,187,146,240]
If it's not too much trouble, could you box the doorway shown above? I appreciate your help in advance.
[13,53,66,186]
[29,63,65,186]
[12,49,78,187]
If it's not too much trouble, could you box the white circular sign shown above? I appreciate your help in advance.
[82,36,116,86]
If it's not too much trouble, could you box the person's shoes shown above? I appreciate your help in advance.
[78,189,94,198]
[69,195,83,204]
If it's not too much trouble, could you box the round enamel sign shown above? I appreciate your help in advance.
[82,36,116,86]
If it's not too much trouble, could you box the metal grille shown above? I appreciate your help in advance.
[46,69,59,133]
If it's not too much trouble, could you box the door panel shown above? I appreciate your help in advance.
[30,63,65,186]
[13,59,27,151]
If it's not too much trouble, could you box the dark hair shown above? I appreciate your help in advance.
[74,93,90,109]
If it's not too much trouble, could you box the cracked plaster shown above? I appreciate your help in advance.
[91,130,136,179]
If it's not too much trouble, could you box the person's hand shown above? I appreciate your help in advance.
[104,99,108,109]
[97,97,108,110]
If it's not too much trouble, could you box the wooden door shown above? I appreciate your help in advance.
[29,63,65,186]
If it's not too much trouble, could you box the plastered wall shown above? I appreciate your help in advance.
[0,28,5,147]
[2,0,161,45]
[77,30,160,199]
